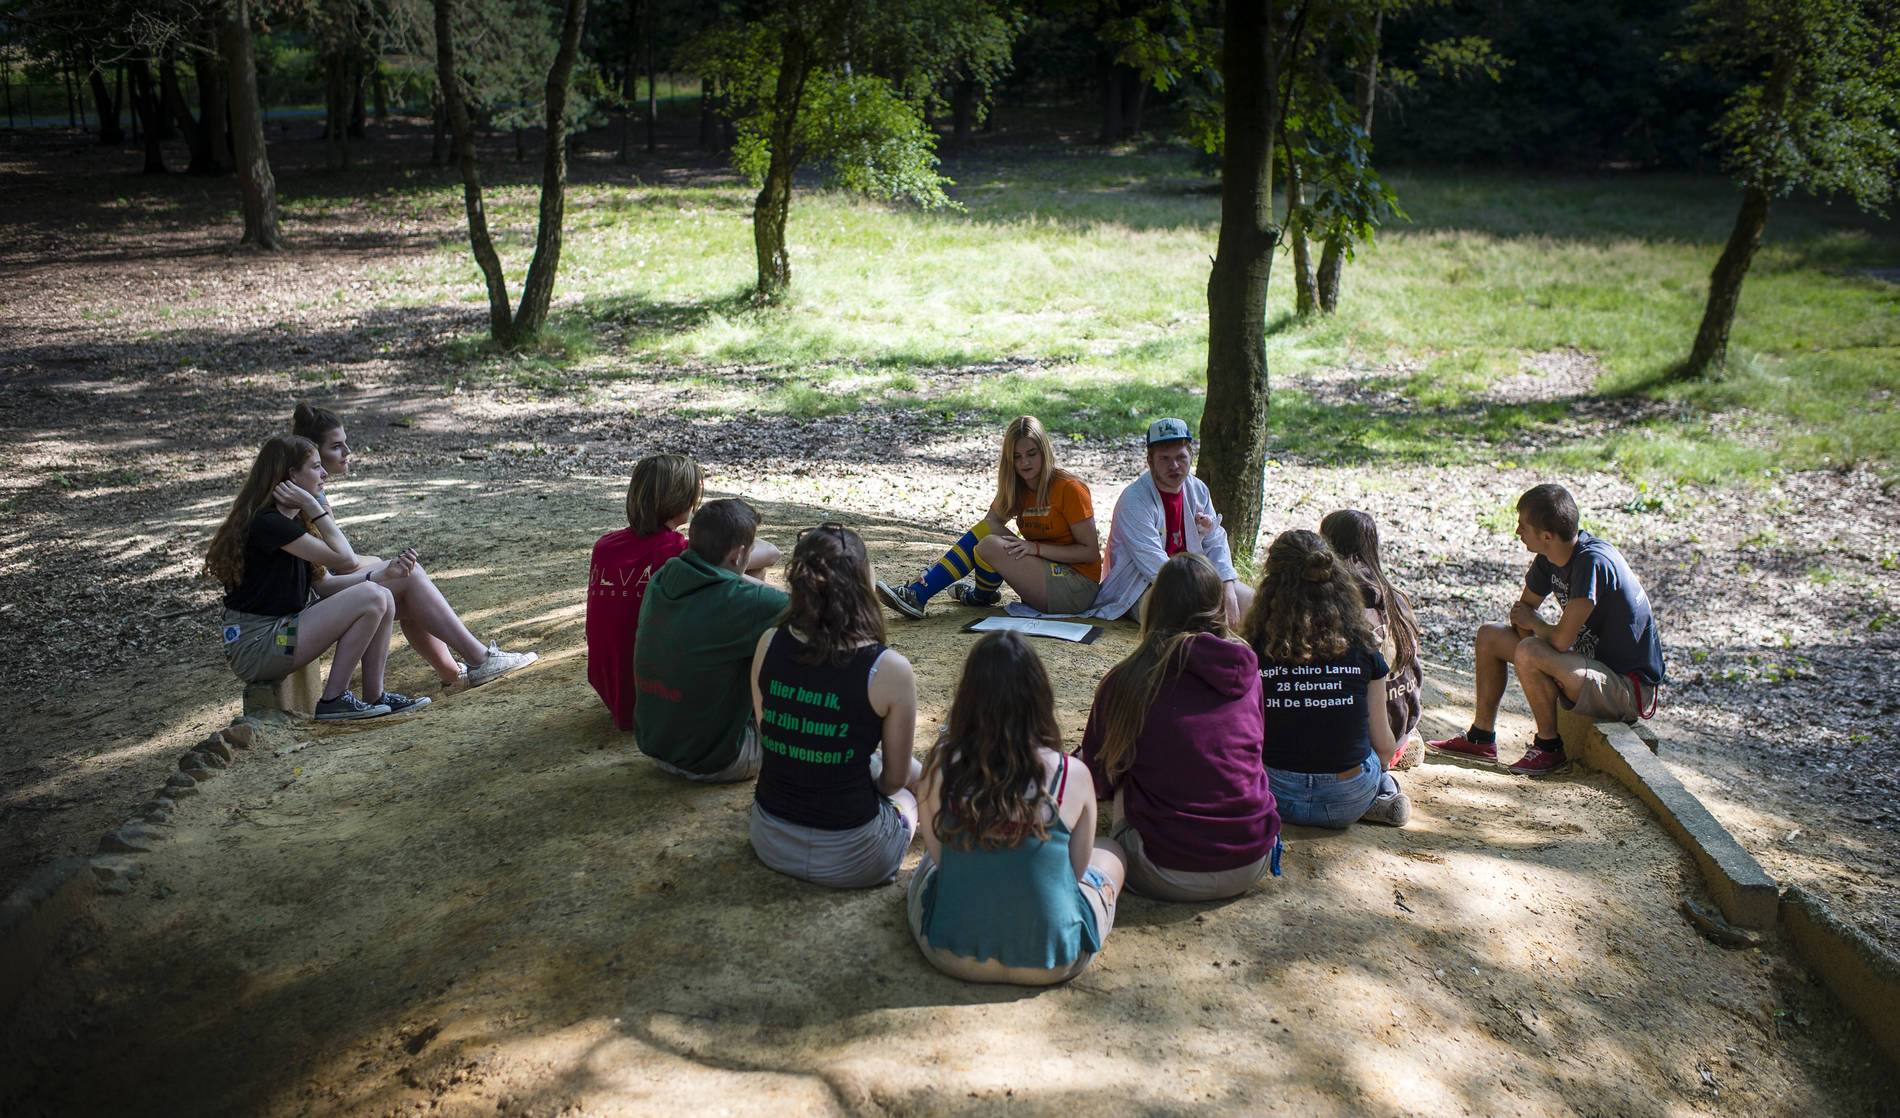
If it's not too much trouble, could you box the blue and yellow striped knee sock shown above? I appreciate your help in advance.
[911,522,1003,603]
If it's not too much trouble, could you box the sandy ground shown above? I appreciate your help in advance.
[2,484,1894,1117]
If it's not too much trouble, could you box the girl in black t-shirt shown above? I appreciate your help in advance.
[747,523,922,888]
[206,435,414,722]
[1240,530,1409,828]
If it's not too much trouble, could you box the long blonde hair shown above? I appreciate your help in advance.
[204,435,318,587]
[988,415,1071,520]
[1089,553,1228,781]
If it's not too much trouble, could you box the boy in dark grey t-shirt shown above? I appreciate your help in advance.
[1430,484,1665,776]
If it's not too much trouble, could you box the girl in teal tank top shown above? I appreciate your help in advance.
[906,632,1128,985]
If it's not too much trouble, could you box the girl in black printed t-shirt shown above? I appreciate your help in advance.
[1240,530,1410,828]
[747,523,923,888]
[205,435,414,722]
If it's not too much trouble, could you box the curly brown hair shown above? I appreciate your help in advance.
[783,523,886,664]
[1239,529,1375,665]
[925,631,1063,851]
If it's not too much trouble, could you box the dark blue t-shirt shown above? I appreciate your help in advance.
[1526,532,1665,683]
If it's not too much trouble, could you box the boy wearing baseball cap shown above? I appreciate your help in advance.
[1075,418,1253,624]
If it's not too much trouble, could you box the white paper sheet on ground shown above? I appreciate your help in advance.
[967,616,1097,643]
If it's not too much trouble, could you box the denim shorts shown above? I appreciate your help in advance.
[1268,753,1385,829]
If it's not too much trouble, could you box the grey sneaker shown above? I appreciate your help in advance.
[466,642,537,686]
[950,581,1002,608]
[315,690,393,721]
[1361,788,1412,827]
[875,580,926,620]
[374,691,432,714]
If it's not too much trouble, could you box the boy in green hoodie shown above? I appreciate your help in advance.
[634,499,789,781]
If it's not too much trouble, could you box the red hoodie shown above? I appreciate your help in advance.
[1080,633,1279,872]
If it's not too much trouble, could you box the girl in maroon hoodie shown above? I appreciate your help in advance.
[1080,553,1280,901]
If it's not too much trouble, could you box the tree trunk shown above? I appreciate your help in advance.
[754,31,810,298]
[128,58,168,174]
[1317,9,1379,315]
[372,63,388,119]
[431,89,448,165]
[196,25,229,174]
[1198,0,1280,569]
[511,0,589,340]
[643,0,656,154]
[164,52,219,175]
[86,62,124,145]
[348,59,366,137]
[1121,68,1145,136]
[1684,185,1771,378]
[698,77,717,149]
[221,0,282,249]
[1286,154,1316,317]
[1099,64,1123,143]
[324,52,350,168]
[435,0,515,342]
[951,77,976,153]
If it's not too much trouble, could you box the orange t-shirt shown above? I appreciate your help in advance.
[1012,473,1100,582]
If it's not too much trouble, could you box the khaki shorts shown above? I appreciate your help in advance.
[220,608,302,684]
[644,719,763,784]
[1041,561,1100,614]
[1111,818,1271,902]
[1560,659,1653,723]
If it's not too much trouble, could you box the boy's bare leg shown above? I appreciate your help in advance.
[1471,622,1523,732]
[1512,637,1592,739]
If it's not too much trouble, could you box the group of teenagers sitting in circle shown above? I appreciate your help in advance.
[208,407,1663,987]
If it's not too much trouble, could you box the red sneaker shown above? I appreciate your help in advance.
[1507,745,1572,777]
[1427,733,1499,764]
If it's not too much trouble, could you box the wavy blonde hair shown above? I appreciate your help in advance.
[1088,553,1228,782]
[988,415,1074,520]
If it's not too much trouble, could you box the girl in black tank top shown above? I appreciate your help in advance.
[748,524,922,887]
[755,629,888,829]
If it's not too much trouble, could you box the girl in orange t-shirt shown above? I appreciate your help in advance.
[878,416,1103,617]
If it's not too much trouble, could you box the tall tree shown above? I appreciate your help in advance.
[1198,1,1310,567]
[222,0,283,248]
[696,0,960,299]
[1679,0,1899,377]
[434,0,590,346]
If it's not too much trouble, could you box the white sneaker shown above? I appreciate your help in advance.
[466,642,537,687]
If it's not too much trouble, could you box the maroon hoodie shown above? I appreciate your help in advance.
[1080,633,1279,872]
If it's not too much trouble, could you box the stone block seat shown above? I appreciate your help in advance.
[243,659,324,720]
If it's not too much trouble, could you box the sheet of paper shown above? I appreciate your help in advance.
[967,615,1097,643]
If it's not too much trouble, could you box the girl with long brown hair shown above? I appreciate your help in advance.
[291,401,536,690]
[877,415,1102,617]
[206,435,407,721]
[1078,553,1279,901]
[748,523,921,888]
[1240,530,1409,828]
[1320,509,1425,769]
[907,632,1126,985]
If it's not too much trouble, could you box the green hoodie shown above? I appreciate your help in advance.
[633,550,789,774]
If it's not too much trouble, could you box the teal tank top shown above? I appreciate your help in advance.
[919,758,1103,969]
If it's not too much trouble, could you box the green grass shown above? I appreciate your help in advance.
[320,146,1899,483]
